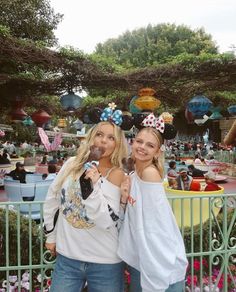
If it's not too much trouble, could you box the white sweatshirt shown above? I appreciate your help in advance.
[44,157,122,264]
[118,172,188,292]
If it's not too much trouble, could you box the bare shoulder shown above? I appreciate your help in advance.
[108,167,125,187]
[141,166,162,183]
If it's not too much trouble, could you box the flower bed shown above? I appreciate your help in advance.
[186,257,236,291]
[0,271,51,291]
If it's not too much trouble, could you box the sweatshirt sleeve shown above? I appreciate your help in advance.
[43,157,74,243]
[81,180,121,230]
[136,182,184,291]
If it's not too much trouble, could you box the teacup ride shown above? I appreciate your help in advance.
[194,162,228,182]
[164,182,224,228]
[10,156,25,167]
[11,156,36,172]
[0,163,12,186]
[35,164,48,174]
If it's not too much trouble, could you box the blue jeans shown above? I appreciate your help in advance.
[50,253,124,292]
[128,265,184,292]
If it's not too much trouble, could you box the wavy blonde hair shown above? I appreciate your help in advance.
[137,127,165,179]
[54,121,128,191]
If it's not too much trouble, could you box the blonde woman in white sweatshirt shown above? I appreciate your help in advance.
[44,115,127,292]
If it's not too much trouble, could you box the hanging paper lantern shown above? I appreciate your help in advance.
[160,112,173,124]
[134,96,161,111]
[134,87,161,111]
[60,92,82,112]
[129,96,142,114]
[227,105,236,116]
[31,110,51,127]
[57,119,67,128]
[138,88,156,96]
[22,116,34,126]
[209,106,223,120]
[10,107,28,123]
[9,97,28,123]
[187,95,212,118]
[209,112,223,120]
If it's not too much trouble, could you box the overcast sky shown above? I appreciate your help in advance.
[50,0,236,54]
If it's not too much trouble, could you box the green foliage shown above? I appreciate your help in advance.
[0,25,11,37]
[0,208,43,272]
[9,124,38,144]
[0,16,235,117]
[95,23,218,68]
[206,91,236,108]
[89,53,126,74]
[82,91,131,109]
[183,210,236,254]
[59,46,85,59]
[82,96,111,107]
[20,150,34,158]
[22,95,63,117]
[170,52,236,68]
[155,103,179,115]
[34,95,63,115]
[0,0,63,46]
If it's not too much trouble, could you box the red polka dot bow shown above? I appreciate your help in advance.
[141,113,165,133]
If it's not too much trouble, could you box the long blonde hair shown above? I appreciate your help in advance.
[137,127,165,179]
[55,121,128,191]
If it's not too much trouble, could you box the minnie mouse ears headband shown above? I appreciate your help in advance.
[140,113,177,140]
[85,103,134,131]
[141,113,164,133]
[100,102,123,126]
[84,104,176,140]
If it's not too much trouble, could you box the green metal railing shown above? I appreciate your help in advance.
[0,201,54,292]
[168,193,236,292]
[0,194,235,291]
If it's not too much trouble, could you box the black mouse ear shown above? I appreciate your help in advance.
[120,115,134,131]
[133,112,150,129]
[87,107,102,123]
[162,123,177,140]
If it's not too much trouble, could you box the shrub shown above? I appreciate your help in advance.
[184,209,235,253]
[0,208,43,278]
